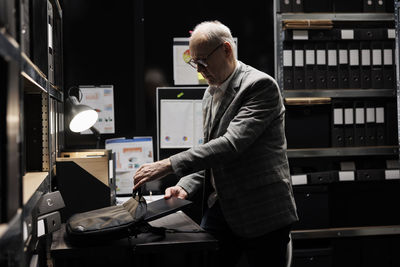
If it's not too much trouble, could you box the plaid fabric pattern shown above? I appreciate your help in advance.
[173,62,298,237]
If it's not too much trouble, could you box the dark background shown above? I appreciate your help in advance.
[60,0,275,152]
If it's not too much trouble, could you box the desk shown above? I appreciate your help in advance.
[51,212,218,267]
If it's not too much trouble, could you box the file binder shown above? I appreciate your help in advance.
[375,105,385,145]
[338,43,349,89]
[280,0,292,12]
[356,169,385,181]
[355,28,383,41]
[303,0,332,12]
[309,30,332,41]
[283,42,294,90]
[354,101,366,146]
[371,42,383,89]
[316,43,327,89]
[348,42,361,88]
[344,102,355,147]
[374,0,386,12]
[308,171,339,184]
[365,101,376,146]
[383,41,395,89]
[385,101,398,145]
[363,0,375,12]
[293,43,305,89]
[360,42,371,89]
[305,43,316,89]
[292,0,303,12]
[332,100,345,147]
[327,42,338,89]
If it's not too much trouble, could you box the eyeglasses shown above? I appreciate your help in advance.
[186,43,224,69]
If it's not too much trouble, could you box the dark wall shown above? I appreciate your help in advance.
[61,0,275,149]
[61,0,144,148]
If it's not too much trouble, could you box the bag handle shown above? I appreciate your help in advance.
[132,189,143,198]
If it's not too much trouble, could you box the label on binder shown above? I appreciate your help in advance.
[375,107,384,123]
[283,50,293,66]
[350,50,359,66]
[339,50,348,65]
[293,30,308,40]
[341,30,354,40]
[383,49,393,65]
[295,50,304,67]
[306,50,315,65]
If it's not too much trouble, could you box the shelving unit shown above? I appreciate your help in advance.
[274,0,400,266]
[0,0,64,266]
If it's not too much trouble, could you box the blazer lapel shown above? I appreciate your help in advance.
[203,93,213,142]
[209,63,245,137]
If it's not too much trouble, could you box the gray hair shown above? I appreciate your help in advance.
[190,20,236,53]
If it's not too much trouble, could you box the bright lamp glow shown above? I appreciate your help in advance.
[66,95,98,132]
[69,109,98,133]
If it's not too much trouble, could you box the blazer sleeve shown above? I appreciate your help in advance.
[170,76,283,178]
[176,170,204,198]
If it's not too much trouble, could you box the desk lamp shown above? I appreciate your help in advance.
[66,87,101,148]
[66,96,98,133]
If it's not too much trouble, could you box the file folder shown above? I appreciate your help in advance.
[280,0,292,12]
[305,43,316,89]
[383,41,395,89]
[371,42,383,89]
[344,102,355,147]
[354,101,366,146]
[360,42,371,89]
[338,43,349,89]
[316,43,327,89]
[283,42,294,90]
[348,42,361,88]
[332,100,345,147]
[327,42,338,89]
[375,105,385,145]
[365,101,376,146]
[293,43,305,89]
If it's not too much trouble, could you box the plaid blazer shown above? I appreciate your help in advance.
[171,61,298,238]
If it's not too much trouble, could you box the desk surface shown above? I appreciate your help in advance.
[51,211,218,257]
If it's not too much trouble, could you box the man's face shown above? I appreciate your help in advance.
[189,38,229,87]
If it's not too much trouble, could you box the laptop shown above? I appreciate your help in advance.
[144,197,192,222]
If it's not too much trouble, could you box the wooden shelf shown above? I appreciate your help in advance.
[23,172,49,205]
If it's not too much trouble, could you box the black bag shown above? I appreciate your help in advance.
[66,190,162,244]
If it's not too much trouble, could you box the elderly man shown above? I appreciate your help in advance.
[133,20,298,266]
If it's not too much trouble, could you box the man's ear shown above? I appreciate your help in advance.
[223,41,233,57]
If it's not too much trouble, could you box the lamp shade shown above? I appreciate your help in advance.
[66,96,98,133]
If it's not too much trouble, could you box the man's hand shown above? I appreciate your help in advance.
[133,158,172,191]
[164,186,188,200]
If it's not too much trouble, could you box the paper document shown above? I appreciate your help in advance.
[160,100,203,148]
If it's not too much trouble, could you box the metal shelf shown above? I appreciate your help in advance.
[292,225,400,240]
[287,146,399,158]
[0,30,20,62]
[283,89,395,98]
[281,13,394,21]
